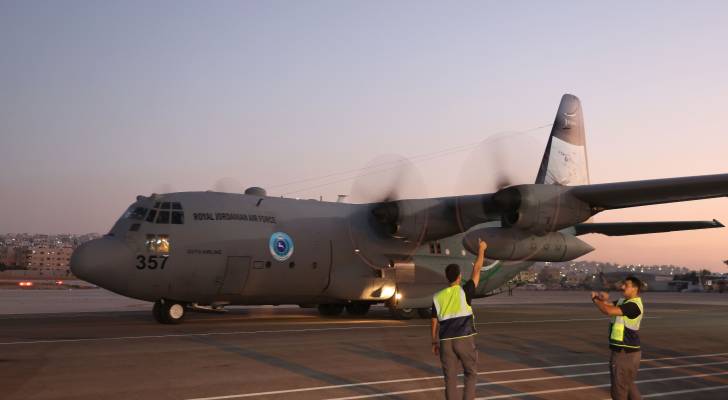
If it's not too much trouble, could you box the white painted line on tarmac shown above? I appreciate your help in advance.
[0,316,658,346]
[638,384,728,398]
[0,324,419,345]
[640,352,728,362]
[185,354,728,400]
[321,361,728,400]
[473,371,728,400]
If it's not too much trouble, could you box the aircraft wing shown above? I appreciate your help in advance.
[573,220,724,236]
[569,173,728,210]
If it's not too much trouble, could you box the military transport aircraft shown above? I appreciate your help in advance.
[70,94,728,324]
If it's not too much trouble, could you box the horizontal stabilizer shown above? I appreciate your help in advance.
[573,219,724,236]
[570,173,728,210]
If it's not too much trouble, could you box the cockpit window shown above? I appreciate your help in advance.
[124,206,149,220]
[145,201,184,224]
[156,211,170,224]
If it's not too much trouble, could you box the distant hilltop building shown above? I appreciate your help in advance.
[531,260,691,276]
[0,233,101,275]
[22,246,74,270]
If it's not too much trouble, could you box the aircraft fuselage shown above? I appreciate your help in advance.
[71,192,487,309]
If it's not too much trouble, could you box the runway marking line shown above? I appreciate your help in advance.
[321,362,728,400]
[632,384,728,398]
[184,353,728,400]
[472,372,728,400]
[0,316,660,346]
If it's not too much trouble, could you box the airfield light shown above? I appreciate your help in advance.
[354,249,360,254]
[395,292,403,301]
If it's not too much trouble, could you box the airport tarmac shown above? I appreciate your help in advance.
[1,291,727,399]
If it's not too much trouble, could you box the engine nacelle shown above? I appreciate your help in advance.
[463,227,594,262]
[371,198,462,242]
[493,185,593,235]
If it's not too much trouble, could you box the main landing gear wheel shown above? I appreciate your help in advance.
[317,304,345,316]
[153,299,186,324]
[345,302,371,316]
[388,307,418,320]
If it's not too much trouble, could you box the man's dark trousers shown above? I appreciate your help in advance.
[439,335,477,400]
[610,350,641,400]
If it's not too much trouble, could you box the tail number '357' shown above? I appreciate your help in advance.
[136,255,169,270]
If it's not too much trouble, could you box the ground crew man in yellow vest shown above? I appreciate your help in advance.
[592,276,645,400]
[431,238,487,400]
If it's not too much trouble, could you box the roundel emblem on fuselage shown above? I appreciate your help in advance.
[269,232,294,261]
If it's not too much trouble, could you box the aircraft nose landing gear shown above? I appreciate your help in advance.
[153,299,186,324]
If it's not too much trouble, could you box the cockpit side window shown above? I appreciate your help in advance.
[146,209,157,223]
[124,206,149,220]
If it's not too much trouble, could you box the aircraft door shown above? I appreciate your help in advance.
[218,256,251,295]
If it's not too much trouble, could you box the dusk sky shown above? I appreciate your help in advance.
[1,1,727,271]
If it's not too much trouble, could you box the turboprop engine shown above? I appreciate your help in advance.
[462,227,594,262]
[492,184,594,235]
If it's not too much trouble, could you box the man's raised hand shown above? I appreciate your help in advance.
[478,238,487,254]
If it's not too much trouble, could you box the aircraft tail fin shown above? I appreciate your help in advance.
[535,94,590,186]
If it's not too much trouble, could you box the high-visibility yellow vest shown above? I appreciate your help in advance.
[609,297,644,350]
[433,285,476,340]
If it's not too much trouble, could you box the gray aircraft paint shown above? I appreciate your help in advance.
[71,94,728,321]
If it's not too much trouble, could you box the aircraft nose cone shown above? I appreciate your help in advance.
[71,237,133,290]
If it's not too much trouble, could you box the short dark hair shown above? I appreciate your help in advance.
[624,276,643,293]
[445,264,461,283]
